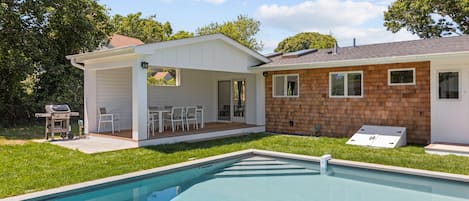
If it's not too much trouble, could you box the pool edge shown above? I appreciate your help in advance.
[4,149,469,201]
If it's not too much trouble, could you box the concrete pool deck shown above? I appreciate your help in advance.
[35,135,138,153]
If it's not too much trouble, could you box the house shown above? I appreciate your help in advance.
[151,72,173,81]
[104,34,144,49]
[67,33,469,148]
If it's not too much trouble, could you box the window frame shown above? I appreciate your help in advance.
[329,71,363,98]
[388,68,416,86]
[272,74,300,98]
[437,70,461,101]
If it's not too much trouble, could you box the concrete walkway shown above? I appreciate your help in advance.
[37,136,138,154]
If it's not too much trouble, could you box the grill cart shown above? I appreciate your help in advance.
[35,105,79,140]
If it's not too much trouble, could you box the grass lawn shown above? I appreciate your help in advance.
[1,133,469,198]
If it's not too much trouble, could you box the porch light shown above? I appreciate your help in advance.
[262,71,268,77]
[141,61,149,69]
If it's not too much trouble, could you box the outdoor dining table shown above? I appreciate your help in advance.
[149,107,171,133]
[149,106,204,133]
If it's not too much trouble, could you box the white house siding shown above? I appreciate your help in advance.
[96,67,133,131]
[431,55,469,144]
[148,69,259,125]
[146,39,262,73]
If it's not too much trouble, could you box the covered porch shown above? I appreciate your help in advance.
[67,34,269,146]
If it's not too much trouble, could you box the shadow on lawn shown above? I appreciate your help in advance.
[143,133,270,154]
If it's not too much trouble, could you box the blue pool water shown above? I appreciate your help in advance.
[47,156,469,201]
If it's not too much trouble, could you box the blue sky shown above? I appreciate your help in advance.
[99,0,418,53]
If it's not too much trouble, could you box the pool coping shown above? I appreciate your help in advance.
[4,149,469,200]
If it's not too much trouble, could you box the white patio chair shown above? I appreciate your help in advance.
[185,106,198,131]
[164,106,185,132]
[97,107,120,134]
[148,110,160,137]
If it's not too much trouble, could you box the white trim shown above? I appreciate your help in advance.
[436,70,461,101]
[388,68,416,86]
[272,74,300,98]
[329,71,363,98]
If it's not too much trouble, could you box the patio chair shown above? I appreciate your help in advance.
[185,106,198,131]
[148,111,155,137]
[164,106,185,132]
[97,107,120,134]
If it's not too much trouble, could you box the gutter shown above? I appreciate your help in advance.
[69,58,85,70]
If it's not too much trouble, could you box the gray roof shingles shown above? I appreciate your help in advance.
[260,35,469,68]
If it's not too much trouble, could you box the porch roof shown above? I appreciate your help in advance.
[66,34,270,73]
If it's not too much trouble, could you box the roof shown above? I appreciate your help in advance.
[107,34,144,48]
[67,33,270,64]
[259,35,469,68]
[152,72,173,80]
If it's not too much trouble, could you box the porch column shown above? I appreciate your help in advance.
[83,69,97,133]
[255,72,265,125]
[132,58,148,141]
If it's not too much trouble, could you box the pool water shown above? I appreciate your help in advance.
[51,156,469,201]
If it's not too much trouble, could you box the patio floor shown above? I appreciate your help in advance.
[37,135,138,154]
[93,122,258,140]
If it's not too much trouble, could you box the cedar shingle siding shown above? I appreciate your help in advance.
[265,61,430,144]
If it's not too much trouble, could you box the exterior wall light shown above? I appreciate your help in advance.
[141,61,149,69]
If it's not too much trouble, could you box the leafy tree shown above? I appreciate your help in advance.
[168,30,194,40]
[196,15,263,51]
[384,0,469,38]
[0,0,111,126]
[274,32,336,53]
[111,12,172,43]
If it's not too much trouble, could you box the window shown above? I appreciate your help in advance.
[273,74,299,97]
[329,71,363,98]
[147,68,180,86]
[438,71,459,100]
[388,68,415,85]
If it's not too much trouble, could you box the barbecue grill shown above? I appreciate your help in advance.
[35,104,79,140]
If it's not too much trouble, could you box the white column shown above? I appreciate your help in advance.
[255,72,265,125]
[84,69,97,133]
[132,59,148,141]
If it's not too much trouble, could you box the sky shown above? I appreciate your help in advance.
[99,0,419,53]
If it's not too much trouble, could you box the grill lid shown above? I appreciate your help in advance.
[45,104,71,113]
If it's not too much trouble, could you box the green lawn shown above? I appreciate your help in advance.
[1,133,469,198]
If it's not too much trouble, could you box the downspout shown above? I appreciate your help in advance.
[69,58,85,70]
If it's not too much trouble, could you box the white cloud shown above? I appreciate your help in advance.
[256,0,385,32]
[195,0,226,5]
[255,0,418,52]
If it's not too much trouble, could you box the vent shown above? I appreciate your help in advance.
[282,49,318,58]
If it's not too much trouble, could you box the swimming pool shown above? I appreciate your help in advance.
[10,150,469,201]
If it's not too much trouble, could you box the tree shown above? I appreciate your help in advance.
[0,0,112,126]
[384,0,469,38]
[274,32,336,53]
[196,15,263,51]
[168,30,194,40]
[111,12,173,43]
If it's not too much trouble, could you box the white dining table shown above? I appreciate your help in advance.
[149,108,171,133]
[196,106,204,129]
[149,106,205,133]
